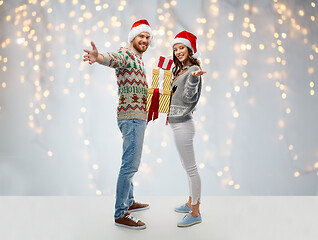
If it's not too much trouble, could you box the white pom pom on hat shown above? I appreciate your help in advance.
[171,31,200,59]
[128,19,155,48]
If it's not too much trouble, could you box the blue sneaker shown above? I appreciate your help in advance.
[177,213,202,227]
[174,203,191,213]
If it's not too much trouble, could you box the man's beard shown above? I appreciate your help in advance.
[133,41,148,53]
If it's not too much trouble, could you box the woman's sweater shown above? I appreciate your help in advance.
[168,65,202,123]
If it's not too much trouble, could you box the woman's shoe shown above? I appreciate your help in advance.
[177,213,202,227]
[174,203,191,213]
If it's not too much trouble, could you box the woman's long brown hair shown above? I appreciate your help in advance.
[172,47,201,77]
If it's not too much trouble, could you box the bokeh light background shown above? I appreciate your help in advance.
[0,0,318,195]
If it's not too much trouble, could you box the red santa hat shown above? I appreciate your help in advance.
[128,19,155,48]
[171,31,200,59]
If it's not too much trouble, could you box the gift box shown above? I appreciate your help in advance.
[147,69,172,112]
[147,56,173,121]
[158,56,173,70]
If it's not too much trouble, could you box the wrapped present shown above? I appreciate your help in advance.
[158,56,173,70]
[147,56,173,122]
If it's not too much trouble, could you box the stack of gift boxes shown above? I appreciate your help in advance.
[147,56,174,122]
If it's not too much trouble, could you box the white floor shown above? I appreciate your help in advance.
[0,196,318,240]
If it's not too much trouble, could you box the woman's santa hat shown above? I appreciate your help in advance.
[171,31,200,59]
[128,19,155,47]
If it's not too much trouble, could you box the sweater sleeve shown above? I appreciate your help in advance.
[182,66,201,103]
[101,48,128,69]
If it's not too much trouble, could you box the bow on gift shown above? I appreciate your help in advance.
[158,56,173,70]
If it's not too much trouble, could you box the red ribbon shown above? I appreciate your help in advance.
[158,57,165,69]
[147,88,160,122]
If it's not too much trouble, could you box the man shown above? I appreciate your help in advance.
[83,19,154,230]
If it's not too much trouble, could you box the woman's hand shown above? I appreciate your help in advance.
[83,41,100,64]
[191,69,206,77]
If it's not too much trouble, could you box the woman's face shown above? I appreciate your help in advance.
[173,43,190,64]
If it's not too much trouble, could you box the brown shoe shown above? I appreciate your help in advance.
[115,211,146,230]
[128,200,150,212]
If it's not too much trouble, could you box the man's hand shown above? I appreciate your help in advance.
[83,41,103,64]
[191,69,207,77]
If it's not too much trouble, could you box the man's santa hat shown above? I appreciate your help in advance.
[128,19,155,47]
[171,31,200,59]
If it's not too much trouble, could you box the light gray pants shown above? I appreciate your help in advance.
[170,119,201,205]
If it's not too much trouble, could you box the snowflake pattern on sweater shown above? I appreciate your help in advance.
[102,47,148,120]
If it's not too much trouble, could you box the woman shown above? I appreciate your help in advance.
[168,31,206,227]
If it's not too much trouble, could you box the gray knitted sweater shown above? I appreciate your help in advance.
[168,65,202,123]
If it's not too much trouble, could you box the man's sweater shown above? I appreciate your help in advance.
[168,65,202,123]
[102,47,148,120]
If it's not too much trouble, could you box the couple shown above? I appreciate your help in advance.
[83,19,205,229]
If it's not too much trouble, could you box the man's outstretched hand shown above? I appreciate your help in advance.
[83,41,100,64]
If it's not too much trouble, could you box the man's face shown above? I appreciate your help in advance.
[132,32,151,54]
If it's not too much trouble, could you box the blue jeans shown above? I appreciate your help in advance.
[114,118,146,219]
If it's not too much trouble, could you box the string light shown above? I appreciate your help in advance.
[1,0,317,196]
[272,0,318,178]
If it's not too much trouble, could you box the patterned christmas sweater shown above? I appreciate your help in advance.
[101,47,148,120]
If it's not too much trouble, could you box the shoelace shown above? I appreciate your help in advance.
[183,214,191,221]
[125,214,139,223]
